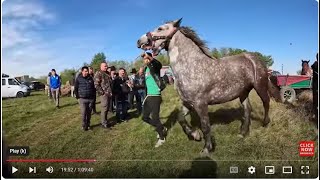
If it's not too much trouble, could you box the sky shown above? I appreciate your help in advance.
[2,0,319,78]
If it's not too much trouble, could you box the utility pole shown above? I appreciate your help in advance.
[281,64,284,75]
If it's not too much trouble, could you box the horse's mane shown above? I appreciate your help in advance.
[178,26,213,59]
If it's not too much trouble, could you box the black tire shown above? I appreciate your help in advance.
[16,91,24,98]
[280,86,296,103]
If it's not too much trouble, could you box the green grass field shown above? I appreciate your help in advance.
[2,85,318,178]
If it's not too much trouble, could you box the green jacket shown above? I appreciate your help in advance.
[144,58,166,94]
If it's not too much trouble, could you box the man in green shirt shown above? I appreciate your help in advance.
[142,52,167,148]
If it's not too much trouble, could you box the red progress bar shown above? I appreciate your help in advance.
[7,159,96,163]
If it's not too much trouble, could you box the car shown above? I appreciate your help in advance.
[21,81,31,87]
[29,81,45,91]
[2,76,31,98]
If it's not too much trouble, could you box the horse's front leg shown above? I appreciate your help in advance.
[177,104,201,141]
[194,104,214,155]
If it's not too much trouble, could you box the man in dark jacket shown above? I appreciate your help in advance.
[142,52,167,148]
[75,66,96,131]
[134,67,146,114]
[113,68,130,122]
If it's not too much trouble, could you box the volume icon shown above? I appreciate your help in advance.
[46,166,54,173]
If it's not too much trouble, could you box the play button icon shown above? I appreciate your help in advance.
[12,166,18,174]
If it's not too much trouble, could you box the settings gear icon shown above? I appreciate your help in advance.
[248,166,256,174]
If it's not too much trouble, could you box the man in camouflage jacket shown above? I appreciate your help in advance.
[94,62,113,128]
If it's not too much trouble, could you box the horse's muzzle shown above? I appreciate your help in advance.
[137,39,142,48]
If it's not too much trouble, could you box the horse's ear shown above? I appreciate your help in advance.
[172,18,183,27]
[301,59,304,62]
[308,60,310,63]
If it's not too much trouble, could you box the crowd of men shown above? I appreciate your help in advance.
[45,52,168,147]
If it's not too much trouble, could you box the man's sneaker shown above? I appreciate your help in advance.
[101,124,111,130]
[155,138,166,148]
[157,127,168,139]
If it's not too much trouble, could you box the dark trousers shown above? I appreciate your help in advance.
[128,91,134,109]
[90,94,97,113]
[116,97,128,121]
[79,98,94,128]
[142,96,165,139]
[113,95,117,112]
[100,95,111,126]
[137,90,145,114]
[108,95,116,113]
[129,90,142,111]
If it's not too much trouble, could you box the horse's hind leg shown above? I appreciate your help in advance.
[239,94,252,138]
[178,105,201,141]
[193,104,214,155]
[254,86,270,127]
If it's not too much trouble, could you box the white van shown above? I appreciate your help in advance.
[2,76,31,98]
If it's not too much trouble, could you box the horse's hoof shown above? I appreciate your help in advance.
[239,130,250,137]
[191,130,202,141]
[262,118,270,127]
[200,148,210,157]
[237,134,245,139]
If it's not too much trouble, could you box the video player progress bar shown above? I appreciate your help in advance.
[6,159,315,162]
[7,159,96,163]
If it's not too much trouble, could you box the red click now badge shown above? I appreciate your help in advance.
[299,141,315,157]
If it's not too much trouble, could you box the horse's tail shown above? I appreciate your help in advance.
[267,78,281,102]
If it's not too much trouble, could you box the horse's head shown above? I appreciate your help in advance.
[137,18,182,56]
[301,59,310,69]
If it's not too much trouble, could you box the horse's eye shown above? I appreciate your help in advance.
[158,27,163,31]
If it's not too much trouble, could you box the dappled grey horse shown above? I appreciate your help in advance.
[137,18,280,154]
